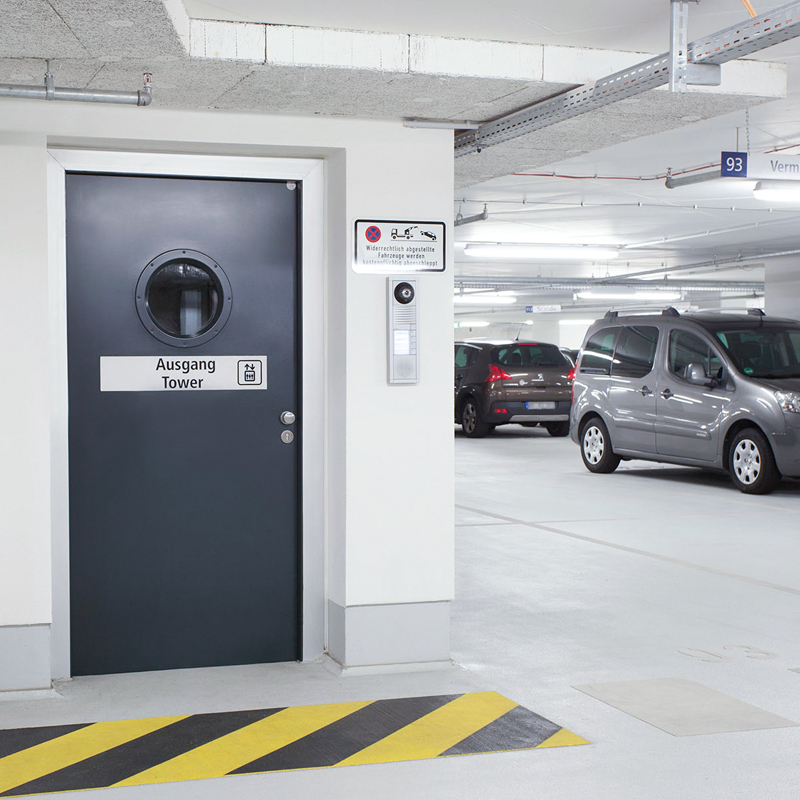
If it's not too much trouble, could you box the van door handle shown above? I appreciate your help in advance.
[640,385,652,396]
[661,388,673,399]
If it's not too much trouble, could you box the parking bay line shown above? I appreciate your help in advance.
[456,504,800,598]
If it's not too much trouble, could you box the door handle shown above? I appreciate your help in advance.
[661,388,673,399]
[640,385,653,396]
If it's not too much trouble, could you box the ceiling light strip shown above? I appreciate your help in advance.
[455,1,800,157]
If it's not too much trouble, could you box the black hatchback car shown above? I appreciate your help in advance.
[454,340,575,437]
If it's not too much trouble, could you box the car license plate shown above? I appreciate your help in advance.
[526,401,555,410]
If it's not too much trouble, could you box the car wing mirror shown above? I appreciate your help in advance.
[686,362,715,387]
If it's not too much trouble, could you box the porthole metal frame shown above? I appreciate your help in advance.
[135,249,233,348]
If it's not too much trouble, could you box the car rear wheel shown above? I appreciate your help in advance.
[580,418,620,473]
[729,428,780,494]
[544,421,570,437]
[461,399,490,438]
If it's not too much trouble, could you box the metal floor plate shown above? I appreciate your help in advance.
[574,678,797,736]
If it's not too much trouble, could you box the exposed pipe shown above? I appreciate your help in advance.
[665,169,723,188]
[454,205,489,226]
[590,249,800,282]
[454,277,763,293]
[0,63,152,106]
[623,215,800,249]
[742,0,758,17]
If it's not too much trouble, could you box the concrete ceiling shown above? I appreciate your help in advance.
[3,1,800,321]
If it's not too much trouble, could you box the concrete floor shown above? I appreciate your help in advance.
[4,425,800,798]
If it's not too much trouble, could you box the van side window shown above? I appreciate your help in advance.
[612,326,659,378]
[669,331,722,380]
[581,328,617,374]
[454,345,477,368]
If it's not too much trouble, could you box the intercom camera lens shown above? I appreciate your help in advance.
[394,282,415,304]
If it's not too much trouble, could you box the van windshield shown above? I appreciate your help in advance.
[715,327,800,378]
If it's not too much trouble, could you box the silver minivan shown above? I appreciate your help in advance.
[570,308,800,494]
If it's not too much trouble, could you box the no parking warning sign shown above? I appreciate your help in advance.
[354,219,445,273]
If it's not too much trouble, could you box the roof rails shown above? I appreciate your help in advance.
[691,307,766,317]
[604,306,681,320]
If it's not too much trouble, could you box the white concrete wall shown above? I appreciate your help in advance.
[0,133,52,627]
[344,139,455,608]
[0,99,454,682]
[765,257,800,320]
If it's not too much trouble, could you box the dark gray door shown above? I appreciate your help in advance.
[66,173,300,676]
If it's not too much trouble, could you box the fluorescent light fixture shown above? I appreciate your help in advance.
[559,319,596,326]
[453,293,517,304]
[464,244,619,260]
[454,320,490,328]
[753,180,800,201]
[577,290,681,301]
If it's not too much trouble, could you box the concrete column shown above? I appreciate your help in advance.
[0,133,52,690]
[765,257,800,320]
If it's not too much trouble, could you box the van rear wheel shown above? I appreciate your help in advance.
[580,419,620,474]
[729,428,780,494]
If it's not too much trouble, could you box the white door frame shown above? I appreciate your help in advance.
[47,149,326,678]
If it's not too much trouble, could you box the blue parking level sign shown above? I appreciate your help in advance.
[721,151,747,178]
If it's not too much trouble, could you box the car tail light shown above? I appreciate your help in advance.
[485,364,511,383]
[567,365,576,382]
[568,365,576,404]
[494,407,508,414]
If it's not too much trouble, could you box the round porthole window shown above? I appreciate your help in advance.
[136,250,232,347]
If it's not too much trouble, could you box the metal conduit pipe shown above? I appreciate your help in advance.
[596,248,800,282]
[454,278,764,293]
[0,63,152,106]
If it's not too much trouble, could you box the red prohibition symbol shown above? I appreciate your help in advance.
[365,226,381,242]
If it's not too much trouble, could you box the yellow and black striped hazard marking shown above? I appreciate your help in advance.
[0,692,588,796]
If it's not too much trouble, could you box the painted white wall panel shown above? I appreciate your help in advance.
[410,35,543,80]
[653,58,786,97]
[344,137,454,606]
[0,134,53,626]
[542,45,646,85]
[190,19,265,62]
[267,26,408,72]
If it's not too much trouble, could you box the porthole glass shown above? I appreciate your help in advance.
[147,261,220,338]
[136,250,232,348]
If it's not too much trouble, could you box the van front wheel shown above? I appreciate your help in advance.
[580,419,620,474]
[729,428,781,494]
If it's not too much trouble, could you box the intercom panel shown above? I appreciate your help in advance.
[387,278,418,384]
